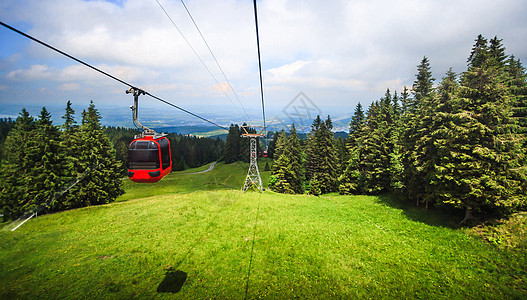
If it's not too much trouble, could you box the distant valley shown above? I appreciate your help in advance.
[0,103,353,136]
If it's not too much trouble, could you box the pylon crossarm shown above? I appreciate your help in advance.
[241,125,266,138]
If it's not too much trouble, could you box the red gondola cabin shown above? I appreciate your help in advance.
[128,136,172,183]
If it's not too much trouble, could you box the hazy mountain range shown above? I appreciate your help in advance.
[0,103,354,135]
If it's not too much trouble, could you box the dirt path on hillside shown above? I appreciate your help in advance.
[176,161,217,175]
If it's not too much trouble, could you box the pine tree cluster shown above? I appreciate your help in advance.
[340,35,527,220]
[168,133,224,171]
[0,117,16,162]
[0,101,124,220]
[270,124,304,194]
[269,116,341,196]
[268,35,527,220]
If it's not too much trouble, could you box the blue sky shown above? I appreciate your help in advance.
[1,0,527,126]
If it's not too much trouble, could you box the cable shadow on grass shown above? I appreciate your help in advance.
[375,194,462,228]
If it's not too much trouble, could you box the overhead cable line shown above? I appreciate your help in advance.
[179,0,250,121]
[252,0,267,129]
[155,0,249,122]
[0,21,227,130]
[0,22,134,89]
[144,91,227,129]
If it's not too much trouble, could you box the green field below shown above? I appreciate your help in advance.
[1,161,526,299]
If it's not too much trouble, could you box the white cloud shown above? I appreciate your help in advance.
[142,83,179,92]
[7,64,53,81]
[6,63,155,84]
[210,82,232,93]
[265,60,368,93]
[58,83,80,91]
[267,60,310,78]
[1,0,526,111]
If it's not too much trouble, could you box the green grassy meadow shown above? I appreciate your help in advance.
[1,160,526,299]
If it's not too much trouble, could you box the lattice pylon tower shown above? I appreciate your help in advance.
[242,137,263,193]
[241,126,266,193]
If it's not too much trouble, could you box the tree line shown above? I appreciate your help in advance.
[104,126,223,174]
[167,133,223,171]
[0,101,123,220]
[269,35,527,222]
[0,117,16,162]
[0,102,225,221]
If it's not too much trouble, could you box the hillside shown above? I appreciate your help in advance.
[1,161,525,299]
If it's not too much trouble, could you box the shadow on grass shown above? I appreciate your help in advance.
[157,268,187,293]
[376,193,463,228]
[156,191,242,294]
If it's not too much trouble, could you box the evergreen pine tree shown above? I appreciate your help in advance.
[319,116,339,193]
[423,69,459,207]
[269,129,286,189]
[58,101,81,210]
[410,69,459,208]
[273,129,287,161]
[271,124,304,194]
[305,115,339,194]
[0,118,16,164]
[388,147,405,193]
[388,91,404,194]
[29,107,64,212]
[436,36,526,221]
[400,86,410,115]
[309,173,322,196]
[506,55,527,148]
[467,34,488,69]
[62,100,77,132]
[335,136,348,174]
[489,36,507,67]
[341,90,402,195]
[0,109,37,219]
[392,90,401,117]
[75,101,123,206]
[358,92,397,194]
[338,133,363,194]
[403,57,436,203]
[412,57,435,107]
[339,103,366,194]
[286,124,304,193]
[305,116,323,181]
[224,124,239,164]
[349,102,365,139]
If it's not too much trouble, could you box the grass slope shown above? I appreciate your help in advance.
[1,161,525,299]
[116,160,271,202]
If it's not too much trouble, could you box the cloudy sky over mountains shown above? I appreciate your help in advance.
[1,0,526,124]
